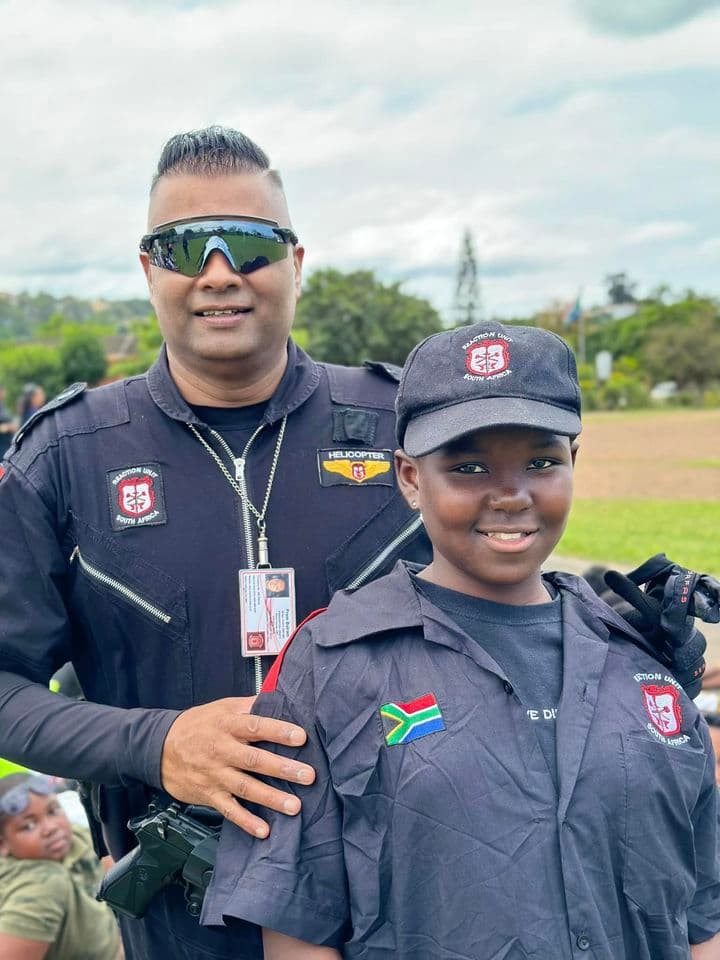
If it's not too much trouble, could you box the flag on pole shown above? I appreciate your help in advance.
[564,294,582,327]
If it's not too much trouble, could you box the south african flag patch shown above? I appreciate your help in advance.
[380,693,445,746]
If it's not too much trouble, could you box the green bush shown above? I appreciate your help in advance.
[581,371,650,411]
[0,344,64,405]
[59,330,107,386]
[107,357,155,379]
[702,387,720,408]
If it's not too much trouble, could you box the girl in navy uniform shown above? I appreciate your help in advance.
[204,323,720,960]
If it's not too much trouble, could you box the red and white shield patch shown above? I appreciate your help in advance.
[117,475,156,518]
[465,338,509,377]
[641,684,682,737]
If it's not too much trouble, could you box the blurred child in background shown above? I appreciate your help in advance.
[0,773,121,960]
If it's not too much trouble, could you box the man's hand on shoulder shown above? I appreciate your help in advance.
[160,697,315,838]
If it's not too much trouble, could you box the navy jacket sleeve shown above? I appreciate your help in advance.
[203,624,351,948]
[687,721,720,944]
[0,461,178,788]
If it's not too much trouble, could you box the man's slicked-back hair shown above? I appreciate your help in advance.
[151,125,284,193]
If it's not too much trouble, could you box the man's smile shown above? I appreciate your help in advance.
[193,304,254,327]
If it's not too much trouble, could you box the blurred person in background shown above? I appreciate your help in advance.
[17,384,46,427]
[0,773,121,960]
[0,384,17,458]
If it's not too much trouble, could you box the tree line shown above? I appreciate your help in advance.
[0,270,718,410]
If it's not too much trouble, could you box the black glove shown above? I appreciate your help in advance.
[604,554,714,700]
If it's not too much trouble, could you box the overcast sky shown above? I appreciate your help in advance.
[1,0,718,319]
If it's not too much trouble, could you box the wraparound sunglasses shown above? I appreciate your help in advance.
[0,775,55,816]
[140,216,299,277]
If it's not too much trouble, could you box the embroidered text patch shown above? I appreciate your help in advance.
[318,448,394,487]
[107,463,167,531]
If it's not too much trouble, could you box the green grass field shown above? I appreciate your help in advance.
[555,409,720,576]
[559,499,720,576]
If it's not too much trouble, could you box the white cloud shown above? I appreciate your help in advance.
[573,0,720,35]
[1,0,719,317]
[622,221,695,244]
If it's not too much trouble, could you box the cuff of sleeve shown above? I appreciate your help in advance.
[120,707,181,788]
[688,920,720,945]
[209,874,349,949]
[688,905,720,944]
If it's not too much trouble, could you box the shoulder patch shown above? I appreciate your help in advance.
[363,360,402,383]
[13,382,87,447]
[261,608,326,693]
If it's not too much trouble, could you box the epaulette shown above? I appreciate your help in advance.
[13,382,87,447]
[363,360,402,383]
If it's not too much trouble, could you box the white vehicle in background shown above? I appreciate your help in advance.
[650,380,678,402]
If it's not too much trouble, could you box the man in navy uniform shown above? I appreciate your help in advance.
[0,126,429,959]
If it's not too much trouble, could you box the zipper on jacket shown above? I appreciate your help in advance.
[70,546,172,625]
[344,514,425,591]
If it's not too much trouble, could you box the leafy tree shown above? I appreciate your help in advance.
[36,312,70,337]
[586,294,720,389]
[0,344,64,404]
[37,315,114,341]
[454,229,480,326]
[643,313,720,392]
[605,272,637,305]
[295,269,443,366]
[59,330,107,386]
[0,291,151,341]
[131,314,164,354]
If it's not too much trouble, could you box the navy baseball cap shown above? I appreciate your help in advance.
[396,322,582,456]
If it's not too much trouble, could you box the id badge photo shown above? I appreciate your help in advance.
[239,567,297,657]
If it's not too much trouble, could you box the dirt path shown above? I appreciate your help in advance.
[573,409,720,500]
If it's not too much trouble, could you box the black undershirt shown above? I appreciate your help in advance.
[413,575,563,785]
[189,400,269,432]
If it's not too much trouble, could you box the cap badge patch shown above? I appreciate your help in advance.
[632,672,689,746]
[107,463,167,531]
[119,475,155,517]
[380,693,445,746]
[318,449,394,487]
[465,337,510,380]
[640,683,682,737]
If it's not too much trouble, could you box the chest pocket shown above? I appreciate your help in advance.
[622,733,707,918]
[67,515,191,710]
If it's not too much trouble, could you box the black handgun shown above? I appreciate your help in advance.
[97,801,221,919]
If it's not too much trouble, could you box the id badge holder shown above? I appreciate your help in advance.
[239,566,297,657]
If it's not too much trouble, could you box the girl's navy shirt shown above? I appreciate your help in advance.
[206,561,720,959]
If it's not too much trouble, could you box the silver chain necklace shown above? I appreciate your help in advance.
[188,416,288,564]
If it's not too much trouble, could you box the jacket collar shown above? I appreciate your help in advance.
[146,339,322,426]
[543,570,647,646]
[316,561,647,650]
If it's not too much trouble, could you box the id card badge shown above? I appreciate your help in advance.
[239,567,297,656]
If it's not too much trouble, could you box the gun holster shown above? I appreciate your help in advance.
[77,781,109,859]
[97,801,221,919]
